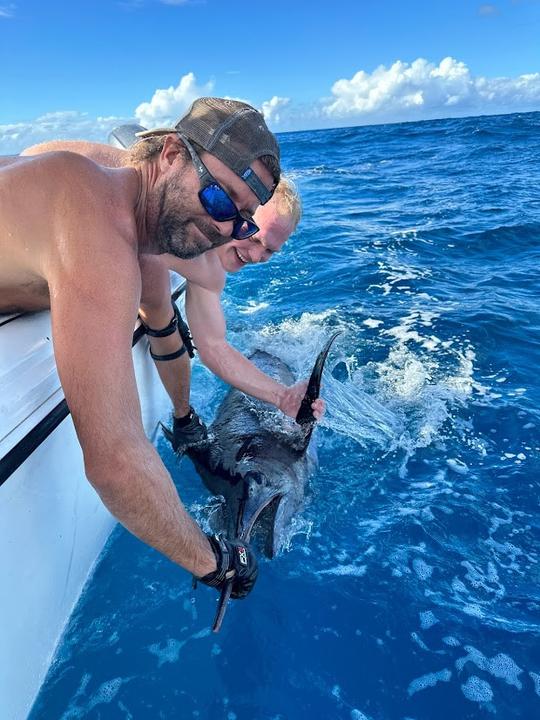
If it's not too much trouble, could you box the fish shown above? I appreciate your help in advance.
[187,332,340,557]
[163,332,339,631]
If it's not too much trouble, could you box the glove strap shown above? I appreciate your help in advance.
[197,534,232,588]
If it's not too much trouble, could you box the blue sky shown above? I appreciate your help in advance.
[1,0,539,151]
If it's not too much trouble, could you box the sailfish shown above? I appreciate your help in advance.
[164,333,339,630]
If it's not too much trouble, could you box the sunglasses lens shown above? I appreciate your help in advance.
[199,184,237,222]
[232,217,259,240]
[199,181,258,239]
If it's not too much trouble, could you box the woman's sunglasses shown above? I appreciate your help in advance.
[180,135,260,240]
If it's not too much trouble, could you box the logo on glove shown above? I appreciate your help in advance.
[237,546,248,566]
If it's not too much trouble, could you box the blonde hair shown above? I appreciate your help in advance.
[270,176,302,231]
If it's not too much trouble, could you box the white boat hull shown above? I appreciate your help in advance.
[0,290,182,719]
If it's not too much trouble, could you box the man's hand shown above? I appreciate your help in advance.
[278,381,326,421]
[197,534,258,599]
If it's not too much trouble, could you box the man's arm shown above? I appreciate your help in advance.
[48,169,215,577]
[186,282,320,418]
[138,254,192,419]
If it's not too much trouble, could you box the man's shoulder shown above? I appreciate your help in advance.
[37,149,106,173]
[18,149,107,185]
[28,152,137,252]
[1,150,96,177]
[1,151,118,214]
[22,140,125,168]
[33,152,128,212]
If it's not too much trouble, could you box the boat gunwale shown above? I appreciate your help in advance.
[0,281,186,487]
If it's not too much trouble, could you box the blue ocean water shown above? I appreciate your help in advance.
[30,112,540,719]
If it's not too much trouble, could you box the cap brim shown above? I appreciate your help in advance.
[135,128,176,139]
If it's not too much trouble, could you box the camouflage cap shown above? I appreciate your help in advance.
[136,97,280,203]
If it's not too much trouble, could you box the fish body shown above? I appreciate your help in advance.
[189,350,317,557]
[187,333,340,558]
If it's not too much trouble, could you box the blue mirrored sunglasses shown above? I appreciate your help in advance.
[180,135,259,240]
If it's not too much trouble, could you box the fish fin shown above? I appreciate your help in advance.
[188,446,244,487]
[212,580,233,633]
[295,331,341,441]
[235,436,264,462]
[160,421,174,445]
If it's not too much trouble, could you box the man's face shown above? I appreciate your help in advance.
[216,200,295,273]
[154,142,274,260]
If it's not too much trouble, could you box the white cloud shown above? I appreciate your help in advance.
[320,57,540,126]
[0,111,127,154]
[134,72,214,128]
[261,96,290,126]
[0,72,215,154]
[2,61,540,154]
[0,4,15,18]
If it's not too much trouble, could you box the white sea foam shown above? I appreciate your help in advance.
[411,632,430,651]
[363,338,479,455]
[149,638,184,667]
[408,668,452,696]
[419,610,439,629]
[462,604,484,618]
[529,671,540,697]
[254,309,338,374]
[148,628,211,667]
[413,558,433,581]
[378,261,432,288]
[87,678,123,710]
[350,710,371,720]
[238,300,269,315]
[231,299,482,462]
[363,318,384,328]
[461,560,505,599]
[318,564,367,577]
[443,636,461,647]
[286,166,326,179]
[279,515,314,552]
[456,646,523,689]
[384,323,442,351]
[60,675,130,719]
[461,675,493,702]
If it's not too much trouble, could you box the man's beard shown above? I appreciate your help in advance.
[155,178,232,259]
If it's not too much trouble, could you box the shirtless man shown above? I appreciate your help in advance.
[23,137,315,454]
[1,98,285,601]
[139,178,302,452]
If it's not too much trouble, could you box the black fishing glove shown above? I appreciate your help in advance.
[197,534,258,599]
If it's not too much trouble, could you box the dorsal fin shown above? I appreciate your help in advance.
[295,331,340,443]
